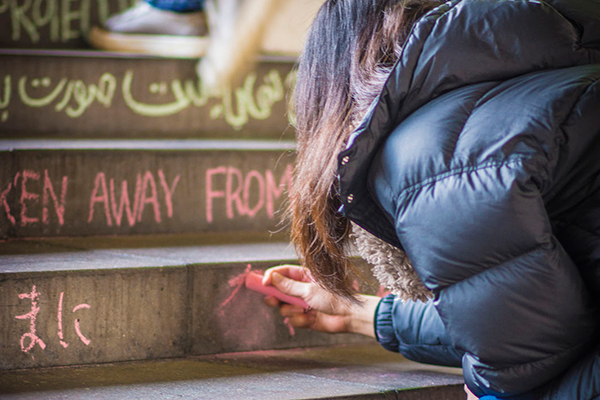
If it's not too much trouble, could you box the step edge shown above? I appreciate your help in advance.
[0,241,298,274]
[0,48,298,63]
[0,139,297,151]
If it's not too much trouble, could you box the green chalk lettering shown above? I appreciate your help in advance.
[0,0,10,14]
[95,0,109,26]
[61,0,89,41]
[54,80,74,111]
[0,75,10,123]
[122,70,191,117]
[19,76,67,107]
[32,0,59,42]
[247,69,283,120]
[0,75,11,109]
[93,72,117,107]
[184,79,210,107]
[10,0,39,42]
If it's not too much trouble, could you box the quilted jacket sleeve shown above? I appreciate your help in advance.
[375,295,463,367]
[370,156,598,397]
[536,340,600,400]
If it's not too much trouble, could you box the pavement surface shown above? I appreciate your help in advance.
[0,344,465,400]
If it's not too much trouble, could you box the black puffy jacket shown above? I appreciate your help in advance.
[337,0,600,398]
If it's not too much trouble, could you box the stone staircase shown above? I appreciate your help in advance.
[0,1,465,398]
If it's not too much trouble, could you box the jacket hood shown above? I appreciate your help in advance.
[337,0,600,247]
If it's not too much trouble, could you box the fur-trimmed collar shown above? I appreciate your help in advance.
[351,223,432,302]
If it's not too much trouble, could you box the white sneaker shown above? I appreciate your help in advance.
[88,1,209,58]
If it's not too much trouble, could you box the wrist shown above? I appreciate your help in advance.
[343,295,380,338]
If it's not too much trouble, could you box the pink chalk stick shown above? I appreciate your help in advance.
[245,272,310,309]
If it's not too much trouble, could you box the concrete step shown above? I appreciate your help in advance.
[0,139,294,239]
[0,235,384,371]
[0,344,465,399]
[0,0,320,54]
[0,0,136,49]
[0,50,295,139]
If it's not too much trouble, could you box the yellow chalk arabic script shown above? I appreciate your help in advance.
[18,73,116,117]
[122,69,285,130]
[2,69,291,130]
[0,75,9,123]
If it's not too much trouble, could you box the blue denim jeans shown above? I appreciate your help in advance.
[146,0,204,13]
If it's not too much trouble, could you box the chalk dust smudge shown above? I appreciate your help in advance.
[283,317,296,336]
[219,264,253,310]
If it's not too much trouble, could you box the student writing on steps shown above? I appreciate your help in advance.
[259,0,600,399]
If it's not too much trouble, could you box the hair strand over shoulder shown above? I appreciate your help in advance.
[290,0,444,301]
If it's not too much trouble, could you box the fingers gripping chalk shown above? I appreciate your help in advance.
[245,272,310,309]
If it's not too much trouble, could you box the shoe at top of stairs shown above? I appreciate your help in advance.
[0,0,320,55]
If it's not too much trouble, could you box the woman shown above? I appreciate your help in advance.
[263,0,600,398]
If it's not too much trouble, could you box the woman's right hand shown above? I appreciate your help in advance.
[262,265,380,337]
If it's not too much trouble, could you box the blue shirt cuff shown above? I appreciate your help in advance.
[374,294,399,352]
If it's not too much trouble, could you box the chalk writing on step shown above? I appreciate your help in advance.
[14,285,46,356]
[18,73,116,117]
[0,0,135,43]
[87,170,180,227]
[1,169,68,227]
[1,164,292,232]
[206,164,293,223]
[0,68,294,130]
[122,69,285,130]
[220,264,297,337]
[15,285,91,359]
[0,75,10,123]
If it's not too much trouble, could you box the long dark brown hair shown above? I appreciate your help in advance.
[290,0,443,301]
